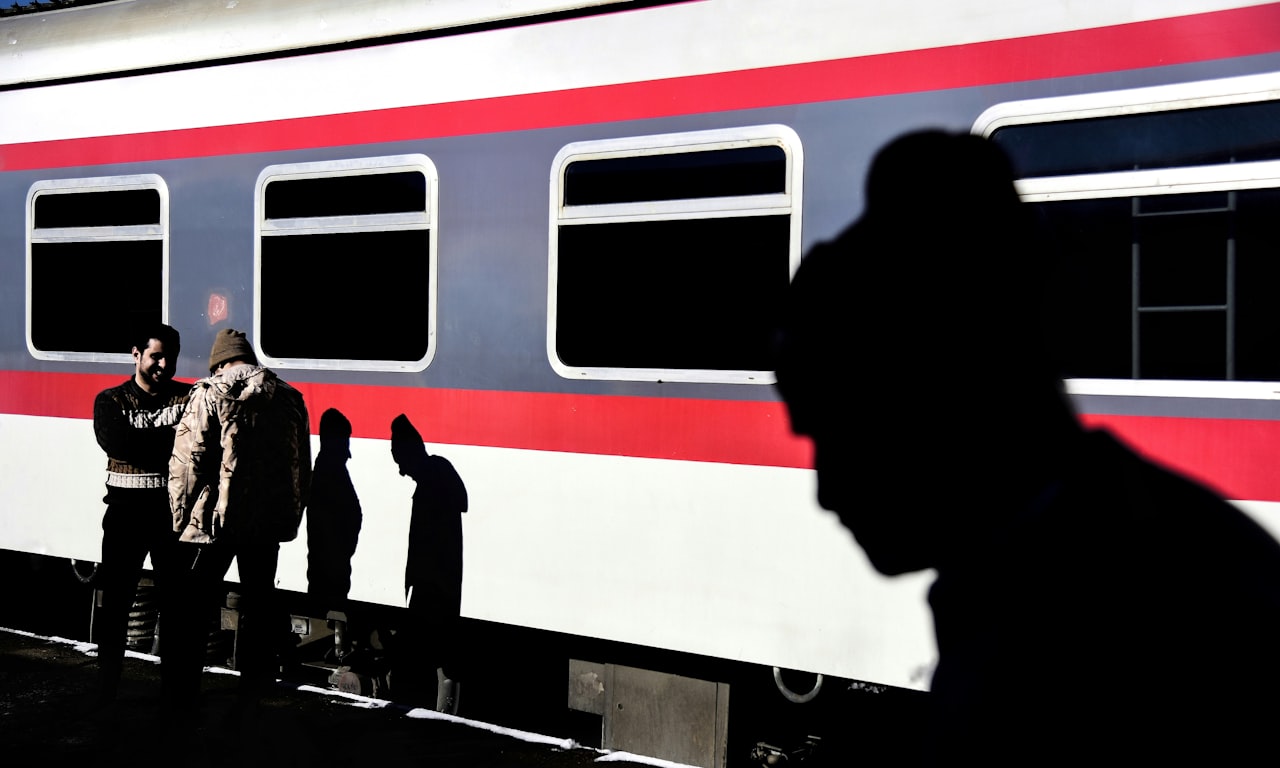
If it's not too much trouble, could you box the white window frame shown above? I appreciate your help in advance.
[25,174,169,364]
[973,72,1280,144]
[973,73,1280,401]
[254,154,439,372]
[548,125,804,385]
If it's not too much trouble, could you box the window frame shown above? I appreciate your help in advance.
[973,73,1280,400]
[547,125,804,385]
[25,174,170,364]
[973,72,1280,142]
[253,154,439,372]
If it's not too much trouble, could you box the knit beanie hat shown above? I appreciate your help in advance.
[208,328,256,373]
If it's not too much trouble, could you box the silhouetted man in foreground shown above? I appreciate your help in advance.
[774,130,1280,766]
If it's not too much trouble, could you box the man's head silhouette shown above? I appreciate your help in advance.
[775,130,1074,574]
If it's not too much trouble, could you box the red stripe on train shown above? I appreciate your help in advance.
[7,371,1280,502]
[0,370,812,469]
[3,4,1280,170]
[1082,412,1280,504]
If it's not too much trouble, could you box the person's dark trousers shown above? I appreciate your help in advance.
[160,540,221,716]
[232,538,284,701]
[394,603,433,706]
[161,534,284,713]
[93,486,176,703]
[398,589,461,708]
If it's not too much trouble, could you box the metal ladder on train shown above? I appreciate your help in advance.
[1130,190,1237,379]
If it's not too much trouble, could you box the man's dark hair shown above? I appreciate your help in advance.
[131,323,181,354]
[774,130,1076,449]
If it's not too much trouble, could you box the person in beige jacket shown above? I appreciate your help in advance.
[165,328,311,726]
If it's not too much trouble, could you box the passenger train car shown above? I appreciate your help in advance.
[4,0,1280,762]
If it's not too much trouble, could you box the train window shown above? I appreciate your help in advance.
[549,126,803,384]
[991,100,1280,179]
[975,75,1280,384]
[1028,182,1280,381]
[563,146,788,205]
[264,172,427,218]
[26,175,168,362]
[254,155,437,372]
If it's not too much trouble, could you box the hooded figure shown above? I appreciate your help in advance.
[390,413,467,712]
[164,328,312,714]
[390,414,466,617]
[169,333,311,544]
[306,408,362,609]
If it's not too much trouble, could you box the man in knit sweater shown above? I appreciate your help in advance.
[90,323,191,709]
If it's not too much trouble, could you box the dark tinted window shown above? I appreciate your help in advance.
[265,172,426,218]
[260,230,430,361]
[257,159,434,366]
[992,100,1280,177]
[28,179,166,357]
[564,146,787,205]
[553,132,798,379]
[556,215,790,370]
[1037,187,1280,381]
[30,240,163,353]
[34,189,160,228]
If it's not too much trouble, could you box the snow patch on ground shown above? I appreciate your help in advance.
[404,706,580,749]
